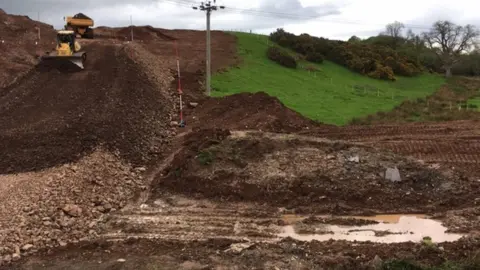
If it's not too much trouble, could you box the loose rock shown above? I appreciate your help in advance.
[21,244,33,252]
[62,204,82,217]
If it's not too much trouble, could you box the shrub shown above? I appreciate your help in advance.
[197,151,215,165]
[268,28,423,80]
[305,51,324,63]
[304,65,320,72]
[266,46,297,69]
[367,63,396,81]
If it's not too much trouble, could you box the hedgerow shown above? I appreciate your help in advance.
[269,28,423,80]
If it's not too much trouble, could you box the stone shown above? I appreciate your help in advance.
[179,261,206,270]
[12,253,21,261]
[370,255,383,269]
[224,243,254,254]
[103,202,113,211]
[347,155,360,163]
[22,244,33,251]
[136,167,146,172]
[59,241,67,247]
[3,255,12,264]
[385,167,401,182]
[188,102,199,108]
[62,204,82,217]
[170,121,179,126]
[117,258,126,262]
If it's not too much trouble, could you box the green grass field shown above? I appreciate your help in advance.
[212,32,445,125]
[468,97,480,111]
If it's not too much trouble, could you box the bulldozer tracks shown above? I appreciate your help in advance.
[311,121,480,177]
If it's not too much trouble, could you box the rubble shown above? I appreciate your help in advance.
[0,151,144,257]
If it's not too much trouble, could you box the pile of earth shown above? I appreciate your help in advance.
[94,26,176,41]
[0,9,56,88]
[152,129,480,214]
[0,41,179,264]
[189,92,330,133]
[0,42,176,174]
[0,150,145,263]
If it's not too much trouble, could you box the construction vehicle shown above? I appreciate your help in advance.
[40,30,87,70]
[64,13,94,39]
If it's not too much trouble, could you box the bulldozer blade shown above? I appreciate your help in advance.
[38,52,86,72]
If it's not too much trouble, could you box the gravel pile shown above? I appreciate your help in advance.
[0,150,144,265]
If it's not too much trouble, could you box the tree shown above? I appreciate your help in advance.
[384,21,405,48]
[405,29,424,51]
[422,20,479,77]
[348,35,361,43]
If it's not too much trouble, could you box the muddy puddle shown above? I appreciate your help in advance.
[278,215,463,243]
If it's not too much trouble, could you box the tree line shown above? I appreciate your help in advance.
[366,20,479,77]
[268,20,479,79]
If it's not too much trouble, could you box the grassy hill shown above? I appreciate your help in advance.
[212,32,445,125]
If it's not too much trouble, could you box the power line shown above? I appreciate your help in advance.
[160,0,433,29]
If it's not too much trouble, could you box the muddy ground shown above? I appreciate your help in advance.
[5,237,480,270]
[1,13,480,269]
[153,130,479,215]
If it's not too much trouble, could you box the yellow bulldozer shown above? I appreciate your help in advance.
[64,13,94,39]
[40,30,87,70]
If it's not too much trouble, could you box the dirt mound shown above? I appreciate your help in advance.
[0,42,175,173]
[152,130,479,214]
[0,150,145,260]
[0,10,56,88]
[190,92,329,132]
[110,26,176,41]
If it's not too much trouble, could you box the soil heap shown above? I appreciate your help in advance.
[0,39,176,261]
[189,92,330,132]
[0,42,175,173]
[0,10,56,88]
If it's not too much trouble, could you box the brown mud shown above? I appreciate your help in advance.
[153,130,479,215]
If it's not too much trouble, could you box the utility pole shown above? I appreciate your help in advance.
[192,1,225,96]
[37,12,41,41]
[130,15,134,42]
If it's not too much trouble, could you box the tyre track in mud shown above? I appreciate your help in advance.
[309,121,480,177]
[102,204,278,242]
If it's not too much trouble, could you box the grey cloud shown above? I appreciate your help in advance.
[0,0,344,32]
[2,0,154,12]
[214,0,343,32]
[258,0,341,17]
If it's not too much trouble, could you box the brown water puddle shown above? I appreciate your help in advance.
[278,215,463,243]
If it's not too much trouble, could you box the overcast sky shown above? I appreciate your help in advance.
[2,0,480,40]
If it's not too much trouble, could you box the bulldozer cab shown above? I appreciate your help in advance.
[39,29,86,71]
[57,30,76,52]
